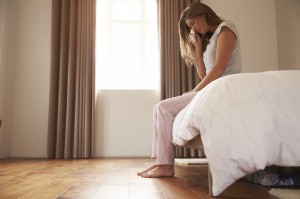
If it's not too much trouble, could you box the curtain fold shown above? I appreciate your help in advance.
[157,0,204,158]
[48,0,95,159]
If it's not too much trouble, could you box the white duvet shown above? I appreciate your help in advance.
[172,70,300,196]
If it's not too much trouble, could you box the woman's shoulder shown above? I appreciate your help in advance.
[216,21,239,39]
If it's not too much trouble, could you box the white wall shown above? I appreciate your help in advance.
[202,0,278,72]
[276,0,300,70]
[95,90,160,157]
[0,0,15,159]
[10,0,51,157]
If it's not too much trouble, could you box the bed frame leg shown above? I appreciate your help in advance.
[208,166,213,196]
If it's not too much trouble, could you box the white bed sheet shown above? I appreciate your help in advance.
[172,70,300,196]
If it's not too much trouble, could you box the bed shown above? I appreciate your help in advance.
[172,70,300,196]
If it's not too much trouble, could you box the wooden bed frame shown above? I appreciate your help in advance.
[183,135,213,196]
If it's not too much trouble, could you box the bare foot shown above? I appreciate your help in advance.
[140,165,174,178]
[137,164,156,176]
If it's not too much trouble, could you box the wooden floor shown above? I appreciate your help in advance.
[0,158,275,199]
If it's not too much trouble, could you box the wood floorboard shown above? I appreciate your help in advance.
[0,159,275,199]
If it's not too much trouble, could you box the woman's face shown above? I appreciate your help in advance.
[185,14,208,35]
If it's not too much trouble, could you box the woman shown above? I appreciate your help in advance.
[138,2,242,178]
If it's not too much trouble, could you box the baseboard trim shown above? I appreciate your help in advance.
[1,156,152,160]
[95,156,151,159]
[0,156,10,160]
[9,156,48,159]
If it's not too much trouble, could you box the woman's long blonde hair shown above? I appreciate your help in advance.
[178,2,223,67]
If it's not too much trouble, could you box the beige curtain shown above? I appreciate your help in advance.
[47,0,96,159]
[157,0,204,158]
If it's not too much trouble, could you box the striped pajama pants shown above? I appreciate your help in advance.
[151,91,197,165]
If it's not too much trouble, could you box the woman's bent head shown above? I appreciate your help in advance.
[179,2,223,67]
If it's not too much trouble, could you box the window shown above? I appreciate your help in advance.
[96,0,159,90]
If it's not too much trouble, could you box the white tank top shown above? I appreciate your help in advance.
[203,21,242,77]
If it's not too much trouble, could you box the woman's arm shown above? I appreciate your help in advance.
[195,48,206,80]
[194,34,206,80]
[193,27,236,92]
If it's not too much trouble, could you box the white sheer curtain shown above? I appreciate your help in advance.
[96,0,159,90]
